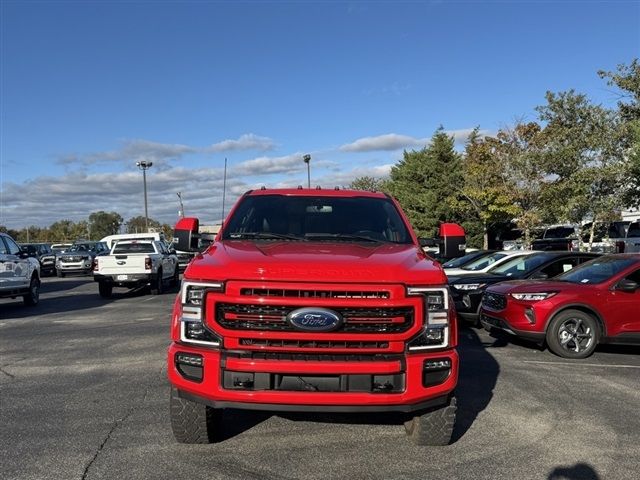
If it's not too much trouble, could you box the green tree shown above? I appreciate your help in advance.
[125,216,162,233]
[453,129,520,248]
[49,220,80,242]
[536,89,627,248]
[386,128,462,237]
[349,176,387,192]
[88,211,123,240]
[489,122,548,246]
[598,59,640,122]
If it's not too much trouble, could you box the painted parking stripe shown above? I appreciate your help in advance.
[523,360,640,369]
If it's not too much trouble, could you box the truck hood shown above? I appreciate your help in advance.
[185,240,446,284]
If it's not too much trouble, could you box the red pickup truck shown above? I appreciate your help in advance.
[168,188,459,445]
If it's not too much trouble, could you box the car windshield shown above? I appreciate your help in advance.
[461,252,508,271]
[555,256,638,284]
[544,226,576,238]
[489,254,552,277]
[222,194,412,244]
[627,222,640,238]
[113,242,156,254]
[69,244,92,252]
[443,251,490,268]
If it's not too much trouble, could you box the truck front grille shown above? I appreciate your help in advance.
[216,303,413,333]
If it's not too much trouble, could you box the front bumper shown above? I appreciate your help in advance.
[167,342,458,412]
[480,312,545,342]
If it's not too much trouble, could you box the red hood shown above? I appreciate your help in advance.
[185,240,446,285]
[487,279,599,294]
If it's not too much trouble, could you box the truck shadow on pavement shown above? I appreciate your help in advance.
[451,326,500,442]
[547,462,600,480]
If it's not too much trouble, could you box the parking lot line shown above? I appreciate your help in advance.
[523,360,640,369]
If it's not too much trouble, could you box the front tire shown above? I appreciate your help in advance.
[546,309,599,359]
[404,396,457,446]
[150,270,163,295]
[23,275,40,306]
[170,388,219,444]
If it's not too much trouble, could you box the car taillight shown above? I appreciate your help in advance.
[145,257,152,270]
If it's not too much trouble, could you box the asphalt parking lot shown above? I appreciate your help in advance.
[1,276,639,480]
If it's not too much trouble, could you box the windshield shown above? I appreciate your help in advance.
[69,244,92,252]
[461,252,508,271]
[556,256,637,284]
[544,226,576,238]
[489,254,551,277]
[627,222,640,238]
[113,242,156,254]
[443,251,491,268]
[222,195,412,244]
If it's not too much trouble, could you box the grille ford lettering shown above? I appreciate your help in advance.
[287,308,343,332]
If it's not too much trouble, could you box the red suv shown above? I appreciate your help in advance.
[480,254,640,358]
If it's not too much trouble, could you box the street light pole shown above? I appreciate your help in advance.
[136,160,153,231]
[177,192,185,218]
[303,154,311,188]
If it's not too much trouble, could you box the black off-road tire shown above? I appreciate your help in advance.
[546,309,599,359]
[98,282,113,298]
[150,270,163,295]
[23,275,40,306]
[170,388,219,444]
[404,396,457,446]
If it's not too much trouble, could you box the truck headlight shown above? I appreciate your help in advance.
[407,286,450,350]
[179,281,224,346]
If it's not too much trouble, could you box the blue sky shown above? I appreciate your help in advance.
[1,0,639,229]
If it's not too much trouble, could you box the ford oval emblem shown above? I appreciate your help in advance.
[287,307,343,332]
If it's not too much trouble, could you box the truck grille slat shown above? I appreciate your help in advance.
[216,304,413,333]
[240,338,389,349]
[240,288,390,299]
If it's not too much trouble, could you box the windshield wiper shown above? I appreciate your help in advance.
[227,232,305,241]
[304,233,389,243]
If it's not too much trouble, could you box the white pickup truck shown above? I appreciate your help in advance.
[93,239,179,297]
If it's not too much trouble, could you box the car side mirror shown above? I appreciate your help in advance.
[530,272,549,280]
[616,278,639,293]
[19,250,31,259]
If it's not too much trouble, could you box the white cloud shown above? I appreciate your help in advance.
[55,134,276,169]
[232,153,307,176]
[340,134,429,152]
[206,134,276,153]
[339,129,492,153]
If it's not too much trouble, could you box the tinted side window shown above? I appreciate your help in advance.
[0,237,8,255]
[5,236,21,255]
[539,258,581,278]
[626,269,640,284]
[627,223,640,238]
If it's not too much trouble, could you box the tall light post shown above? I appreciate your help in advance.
[303,154,311,188]
[136,160,153,231]
[177,192,185,218]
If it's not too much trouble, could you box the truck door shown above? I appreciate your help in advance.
[0,236,29,288]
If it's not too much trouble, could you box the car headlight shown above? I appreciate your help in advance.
[453,283,486,291]
[510,292,557,301]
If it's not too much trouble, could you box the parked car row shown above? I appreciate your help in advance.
[444,249,640,359]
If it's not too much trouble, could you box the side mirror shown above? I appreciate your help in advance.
[19,250,31,259]
[174,217,200,252]
[616,278,639,293]
[530,272,549,280]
